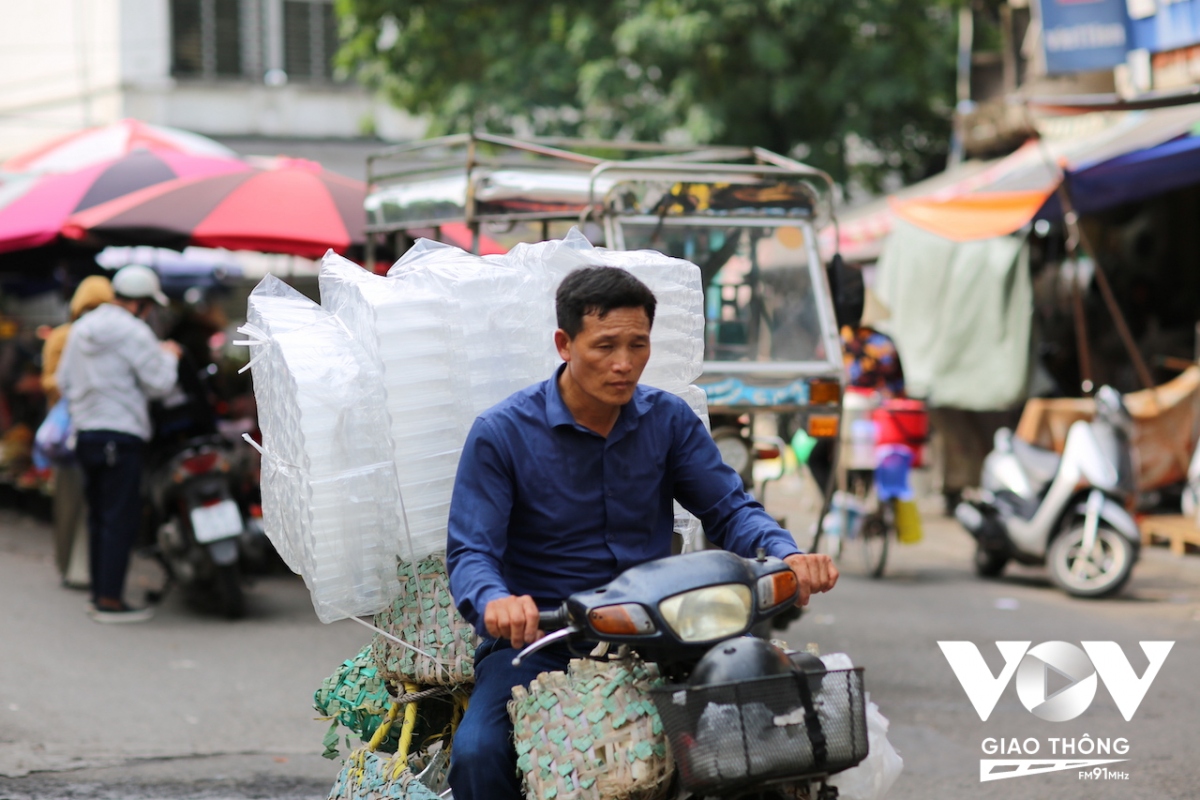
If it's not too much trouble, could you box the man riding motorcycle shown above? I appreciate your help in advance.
[446,266,839,800]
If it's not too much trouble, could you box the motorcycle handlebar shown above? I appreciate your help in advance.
[511,606,574,667]
[538,606,569,632]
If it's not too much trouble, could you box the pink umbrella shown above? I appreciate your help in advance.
[0,150,248,255]
[63,160,365,258]
[3,119,238,174]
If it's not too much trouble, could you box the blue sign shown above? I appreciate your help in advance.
[1037,0,1130,74]
[1128,0,1200,54]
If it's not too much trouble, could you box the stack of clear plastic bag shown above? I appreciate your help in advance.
[501,227,705,396]
[319,253,472,562]
[387,240,555,415]
[239,276,403,622]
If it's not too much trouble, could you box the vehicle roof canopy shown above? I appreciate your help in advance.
[365,133,836,235]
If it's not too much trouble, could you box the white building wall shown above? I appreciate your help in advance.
[123,83,423,140]
[119,0,173,86]
[0,0,421,161]
[0,0,123,158]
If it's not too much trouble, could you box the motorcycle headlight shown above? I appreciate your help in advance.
[658,584,752,643]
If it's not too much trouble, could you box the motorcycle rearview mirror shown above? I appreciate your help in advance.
[826,253,864,329]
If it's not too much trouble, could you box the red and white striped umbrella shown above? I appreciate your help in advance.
[3,119,238,174]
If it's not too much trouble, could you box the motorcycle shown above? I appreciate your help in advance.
[954,385,1141,598]
[147,433,249,618]
[145,353,264,618]
[373,550,872,800]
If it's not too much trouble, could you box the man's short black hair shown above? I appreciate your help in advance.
[555,266,656,338]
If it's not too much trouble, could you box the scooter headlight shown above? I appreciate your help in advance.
[658,584,752,643]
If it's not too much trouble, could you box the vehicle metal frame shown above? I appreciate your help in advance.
[366,134,847,505]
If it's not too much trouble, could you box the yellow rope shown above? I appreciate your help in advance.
[367,701,401,752]
[349,744,369,785]
[398,681,420,761]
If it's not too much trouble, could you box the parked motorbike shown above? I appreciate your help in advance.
[145,353,264,618]
[147,433,249,618]
[954,385,1141,598]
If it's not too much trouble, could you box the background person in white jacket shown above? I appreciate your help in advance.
[57,265,182,623]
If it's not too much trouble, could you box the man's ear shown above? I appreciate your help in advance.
[554,329,572,362]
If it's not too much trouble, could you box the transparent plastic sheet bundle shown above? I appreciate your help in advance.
[246,233,713,621]
[320,254,472,563]
[501,227,706,395]
[241,276,404,622]
[387,240,557,415]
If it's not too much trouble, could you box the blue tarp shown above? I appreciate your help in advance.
[1037,133,1200,218]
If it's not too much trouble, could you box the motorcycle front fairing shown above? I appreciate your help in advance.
[563,550,798,663]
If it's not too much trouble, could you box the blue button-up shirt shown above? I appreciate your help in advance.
[446,366,802,635]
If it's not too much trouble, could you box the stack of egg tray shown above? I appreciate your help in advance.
[372,554,478,687]
[320,254,472,562]
[388,240,555,415]
[314,643,399,759]
[501,227,705,395]
[509,658,673,800]
[328,747,446,800]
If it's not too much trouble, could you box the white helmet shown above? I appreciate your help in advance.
[111,265,169,307]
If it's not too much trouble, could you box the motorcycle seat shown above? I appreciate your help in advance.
[1010,435,1061,488]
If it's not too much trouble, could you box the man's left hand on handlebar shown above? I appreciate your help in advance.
[784,553,839,607]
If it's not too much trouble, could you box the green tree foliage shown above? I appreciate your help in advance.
[336,0,960,188]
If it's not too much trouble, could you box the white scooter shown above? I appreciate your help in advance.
[954,386,1141,598]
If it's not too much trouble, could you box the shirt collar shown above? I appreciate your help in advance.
[545,364,577,429]
[544,364,653,435]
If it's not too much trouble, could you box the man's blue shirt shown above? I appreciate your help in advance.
[446,365,802,635]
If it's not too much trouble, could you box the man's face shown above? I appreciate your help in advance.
[556,307,652,408]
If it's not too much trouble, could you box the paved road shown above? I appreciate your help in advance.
[2,476,1200,800]
[0,508,368,799]
[781,510,1200,800]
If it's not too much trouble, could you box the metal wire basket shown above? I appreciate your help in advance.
[650,667,868,797]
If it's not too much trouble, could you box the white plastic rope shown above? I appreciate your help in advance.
[343,612,440,662]
[234,323,270,374]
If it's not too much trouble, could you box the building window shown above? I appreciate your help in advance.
[171,0,244,78]
[170,0,342,83]
[283,0,342,82]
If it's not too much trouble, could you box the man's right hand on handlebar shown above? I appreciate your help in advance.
[484,594,543,648]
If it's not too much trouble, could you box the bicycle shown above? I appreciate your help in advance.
[810,468,893,579]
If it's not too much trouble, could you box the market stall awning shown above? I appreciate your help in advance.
[842,105,1200,251]
[1039,133,1200,218]
[889,189,1056,243]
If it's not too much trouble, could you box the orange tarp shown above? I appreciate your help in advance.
[888,189,1056,243]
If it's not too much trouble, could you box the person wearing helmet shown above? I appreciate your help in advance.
[57,265,182,623]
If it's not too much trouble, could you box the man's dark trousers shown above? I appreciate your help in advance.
[448,637,573,800]
[76,430,145,604]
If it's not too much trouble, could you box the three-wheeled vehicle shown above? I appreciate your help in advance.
[364,134,852,506]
